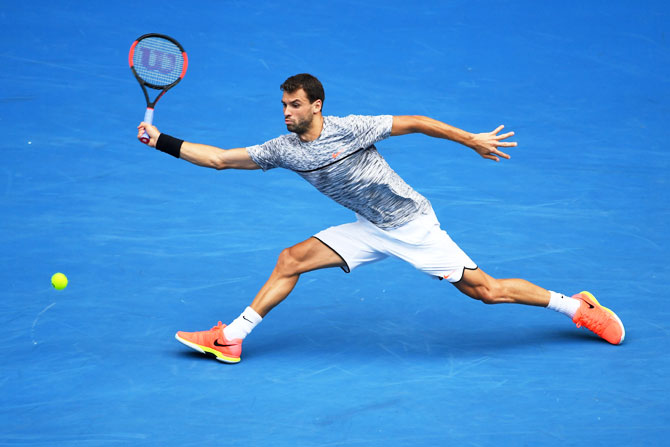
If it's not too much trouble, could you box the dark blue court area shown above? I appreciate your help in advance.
[2,1,669,445]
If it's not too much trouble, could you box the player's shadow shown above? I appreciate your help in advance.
[169,328,605,364]
[249,322,606,361]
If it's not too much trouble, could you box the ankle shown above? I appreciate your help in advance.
[546,291,581,318]
[223,306,263,340]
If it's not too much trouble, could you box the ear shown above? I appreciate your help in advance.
[312,99,323,114]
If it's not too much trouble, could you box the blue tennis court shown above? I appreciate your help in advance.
[2,1,669,445]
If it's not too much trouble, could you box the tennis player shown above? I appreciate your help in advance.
[137,73,625,363]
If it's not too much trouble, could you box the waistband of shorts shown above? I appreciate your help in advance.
[355,207,438,231]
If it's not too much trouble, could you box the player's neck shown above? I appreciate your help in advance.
[297,114,324,142]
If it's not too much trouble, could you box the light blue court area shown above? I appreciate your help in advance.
[1,1,669,445]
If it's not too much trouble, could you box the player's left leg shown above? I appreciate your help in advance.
[452,267,550,307]
[376,209,625,345]
[453,267,625,344]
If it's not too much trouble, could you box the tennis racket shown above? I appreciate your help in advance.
[129,33,188,144]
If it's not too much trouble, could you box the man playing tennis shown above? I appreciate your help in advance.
[137,73,625,363]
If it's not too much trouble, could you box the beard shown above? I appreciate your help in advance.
[286,115,313,135]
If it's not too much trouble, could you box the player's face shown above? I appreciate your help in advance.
[282,89,321,135]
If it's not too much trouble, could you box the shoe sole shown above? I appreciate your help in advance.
[175,333,241,364]
[580,291,626,344]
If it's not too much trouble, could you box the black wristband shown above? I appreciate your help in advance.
[155,133,183,158]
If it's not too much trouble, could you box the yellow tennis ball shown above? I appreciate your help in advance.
[51,272,68,290]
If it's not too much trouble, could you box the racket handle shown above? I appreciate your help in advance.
[140,108,154,144]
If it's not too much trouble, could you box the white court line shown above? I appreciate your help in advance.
[31,302,56,345]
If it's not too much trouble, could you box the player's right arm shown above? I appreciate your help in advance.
[137,122,260,170]
[179,142,260,170]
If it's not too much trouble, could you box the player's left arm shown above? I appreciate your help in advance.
[391,115,517,162]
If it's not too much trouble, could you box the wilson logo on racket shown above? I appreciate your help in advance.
[129,33,188,144]
[137,48,179,74]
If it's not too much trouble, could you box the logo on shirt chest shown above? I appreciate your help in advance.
[332,150,343,159]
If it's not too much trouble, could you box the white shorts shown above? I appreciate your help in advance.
[313,210,477,283]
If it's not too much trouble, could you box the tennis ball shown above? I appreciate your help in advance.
[51,272,68,290]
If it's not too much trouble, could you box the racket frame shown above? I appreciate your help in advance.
[129,33,188,143]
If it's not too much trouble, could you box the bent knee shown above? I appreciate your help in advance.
[276,246,305,277]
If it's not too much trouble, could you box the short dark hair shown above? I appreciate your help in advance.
[280,73,325,104]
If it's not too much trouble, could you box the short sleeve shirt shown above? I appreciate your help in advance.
[246,115,432,229]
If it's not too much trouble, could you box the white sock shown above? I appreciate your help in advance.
[223,307,262,341]
[546,291,581,319]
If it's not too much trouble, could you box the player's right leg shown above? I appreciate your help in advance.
[249,236,348,317]
[175,237,346,363]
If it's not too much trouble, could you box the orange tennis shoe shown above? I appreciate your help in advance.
[175,321,242,363]
[572,291,625,345]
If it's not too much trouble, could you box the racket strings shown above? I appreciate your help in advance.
[133,37,184,87]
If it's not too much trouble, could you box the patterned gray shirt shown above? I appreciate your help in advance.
[246,115,432,229]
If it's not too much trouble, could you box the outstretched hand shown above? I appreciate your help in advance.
[469,125,517,162]
[137,122,160,147]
